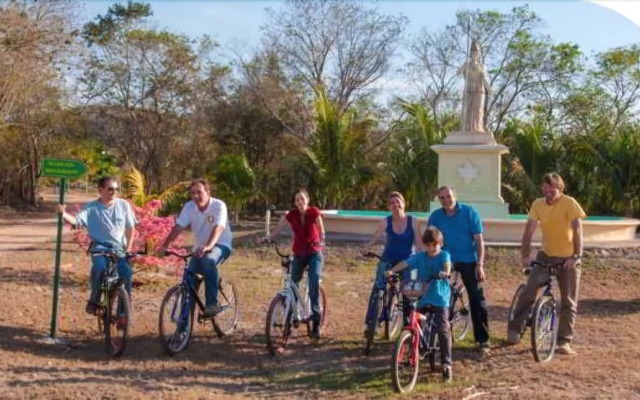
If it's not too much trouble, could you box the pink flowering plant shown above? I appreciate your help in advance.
[70,199,185,273]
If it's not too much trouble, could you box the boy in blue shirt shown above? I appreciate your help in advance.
[386,226,453,383]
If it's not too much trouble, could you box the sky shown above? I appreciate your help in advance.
[79,0,640,57]
[77,1,640,101]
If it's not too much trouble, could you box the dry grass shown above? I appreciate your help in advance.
[1,219,640,399]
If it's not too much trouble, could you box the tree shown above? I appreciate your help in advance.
[0,1,78,204]
[408,5,582,133]
[382,100,455,210]
[300,85,376,208]
[80,2,216,192]
[262,0,406,113]
[210,153,255,223]
[499,117,561,213]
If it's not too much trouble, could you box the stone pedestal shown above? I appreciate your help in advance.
[443,130,497,145]
[430,142,510,218]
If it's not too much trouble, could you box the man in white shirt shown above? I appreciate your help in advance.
[160,178,233,317]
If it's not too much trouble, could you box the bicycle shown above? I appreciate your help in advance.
[361,252,403,356]
[507,260,564,363]
[91,248,145,358]
[449,271,471,343]
[158,250,239,356]
[391,276,450,393]
[264,240,327,356]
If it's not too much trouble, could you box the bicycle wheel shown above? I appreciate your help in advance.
[508,283,528,336]
[104,286,130,358]
[392,330,419,394]
[531,296,558,363]
[363,288,383,356]
[212,278,239,337]
[303,284,328,328]
[265,294,292,356]
[158,284,193,356]
[449,285,471,342]
[385,288,403,341]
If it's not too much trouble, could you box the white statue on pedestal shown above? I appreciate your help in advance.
[458,39,491,133]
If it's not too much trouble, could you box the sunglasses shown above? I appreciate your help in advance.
[105,187,119,192]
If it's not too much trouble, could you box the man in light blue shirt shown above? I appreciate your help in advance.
[428,186,490,351]
[58,177,137,314]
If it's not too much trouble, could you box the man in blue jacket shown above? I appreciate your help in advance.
[428,186,490,351]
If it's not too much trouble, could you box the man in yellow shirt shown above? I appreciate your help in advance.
[507,173,586,355]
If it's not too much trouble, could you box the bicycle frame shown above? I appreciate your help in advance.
[90,251,138,303]
[528,260,564,297]
[363,253,402,322]
[278,259,312,323]
[167,251,227,318]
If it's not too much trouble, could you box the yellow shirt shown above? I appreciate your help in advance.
[529,195,586,257]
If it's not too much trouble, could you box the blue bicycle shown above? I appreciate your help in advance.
[362,252,404,356]
[507,260,564,362]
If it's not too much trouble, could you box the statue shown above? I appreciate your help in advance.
[458,39,490,133]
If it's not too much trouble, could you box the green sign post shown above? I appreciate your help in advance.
[41,158,87,340]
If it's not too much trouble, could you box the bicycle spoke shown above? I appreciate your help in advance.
[212,280,238,337]
[159,285,192,356]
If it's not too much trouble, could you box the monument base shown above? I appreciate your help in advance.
[430,143,510,219]
[429,200,510,219]
[443,131,497,145]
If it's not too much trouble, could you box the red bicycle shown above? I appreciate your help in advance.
[391,277,448,393]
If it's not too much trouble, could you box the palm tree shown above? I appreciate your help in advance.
[301,85,376,208]
[500,117,561,213]
[382,100,454,210]
[120,164,189,211]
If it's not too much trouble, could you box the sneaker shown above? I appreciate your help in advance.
[203,304,223,318]
[443,365,452,383]
[507,330,521,345]
[479,341,491,353]
[85,302,99,315]
[310,320,320,340]
[556,343,577,355]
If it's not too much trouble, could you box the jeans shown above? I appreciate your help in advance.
[291,251,323,322]
[419,306,452,367]
[186,245,231,308]
[508,252,581,345]
[89,251,132,304]
[455,262,490,344]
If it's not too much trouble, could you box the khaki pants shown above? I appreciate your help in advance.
[507,252,581,345]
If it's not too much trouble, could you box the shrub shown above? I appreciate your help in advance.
[70,199,185,272]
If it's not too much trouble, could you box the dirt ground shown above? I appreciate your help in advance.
[1,192,640,399]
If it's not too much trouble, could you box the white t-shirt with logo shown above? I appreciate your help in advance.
[176,197,233,250]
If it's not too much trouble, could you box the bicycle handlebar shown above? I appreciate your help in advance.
[163,250,195,261]
[163,249,211,260]
[523,260,567,276]
[530,260,566,268]
[262,239,291,258]
[90,250,147,260]
[362,252,384,261]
